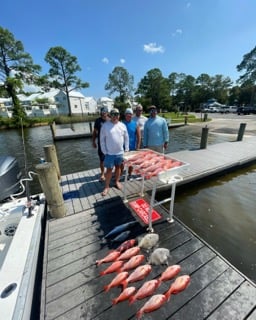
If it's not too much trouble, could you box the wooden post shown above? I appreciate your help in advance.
[36,162,66,218]
[200,126,209,149]
[184,115,188,125]
[50,121,56,139]
[43,144,61,179]
[89,122,93,133]
[237,123,247,141]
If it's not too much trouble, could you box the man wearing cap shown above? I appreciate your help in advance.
[123,108,141,151]
[133,104,147,147]
[100,108,129,196]
[92,107,109,181]
[143,105,169,153]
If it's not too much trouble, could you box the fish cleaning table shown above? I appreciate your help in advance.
[123,150,189,232]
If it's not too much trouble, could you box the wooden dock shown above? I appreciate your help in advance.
[51,122,185,141]
[40,137,256,320]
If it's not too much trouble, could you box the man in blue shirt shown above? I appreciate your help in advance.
[143,105,169,153]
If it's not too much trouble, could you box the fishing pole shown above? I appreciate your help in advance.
[20,117,33,218]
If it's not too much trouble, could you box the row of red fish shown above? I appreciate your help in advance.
[96,238,191,319]
[125,150,183,178]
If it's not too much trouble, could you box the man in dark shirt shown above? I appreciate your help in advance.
[92,107,109,181]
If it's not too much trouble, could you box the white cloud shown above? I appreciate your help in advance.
[143,43,165,54]
[172,28,183,37]
[102,57,109,64]
[120,58,126,64]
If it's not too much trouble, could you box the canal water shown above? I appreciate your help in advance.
[0,123,255,283]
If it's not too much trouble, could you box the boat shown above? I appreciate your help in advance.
[0,155,46,320]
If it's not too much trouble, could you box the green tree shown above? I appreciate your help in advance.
[45,46,89,116]
[105,66,134,104]
[0,26,41,123]
[237,46,256,105]
[136,68,171,110]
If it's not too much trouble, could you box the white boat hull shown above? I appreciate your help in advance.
[0,196,45,320]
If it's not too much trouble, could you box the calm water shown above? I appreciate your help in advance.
[0,123,255,282]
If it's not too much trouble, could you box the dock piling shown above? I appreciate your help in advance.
[237,123,247,141]
[43,144,61,179]
[200,126,209,149]
[36,162,66,218]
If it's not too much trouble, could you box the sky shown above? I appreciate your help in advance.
[1,0,256,99]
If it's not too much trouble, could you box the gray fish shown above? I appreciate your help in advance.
[105,221,138,239]
[111,231,131,243]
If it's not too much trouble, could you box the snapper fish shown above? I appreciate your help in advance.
[103,271,129,292]
[116,239,136,253]
[121,254,145,272]
[136,293,167,319]
[121,264,152,289]
[112,286,136,305]
[129,279,160,304]
[167,275,191,295]
[105,221,138,239]
[95,250,120,266]
[117,246,141,260]
[158,264,181,283]
[100,260,124,276]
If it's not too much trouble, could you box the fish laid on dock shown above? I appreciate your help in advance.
[100,260,124,276]
[117,246,141,260]
[129,279,161,304]
[112,287,136,305]
[105,221,138,239]
[116,239,137,252]
[158,264,181,282]
[103,271,129,292]
[95,250,120,266]
[122,264,152,289]
[121,255,145,272]
[111,230,131,243]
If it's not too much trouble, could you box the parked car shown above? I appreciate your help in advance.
[220,106,237,113]
[237,106,256,115]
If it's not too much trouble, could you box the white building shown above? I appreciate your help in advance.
[97,97,114,113]
[0,90,100,117]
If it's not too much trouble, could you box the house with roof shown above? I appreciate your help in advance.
[97,97,114,112]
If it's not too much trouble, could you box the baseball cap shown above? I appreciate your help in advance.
[125,108,133,114]
[110,108,120,115]
[148,105,157,110]
[100,107,108,113]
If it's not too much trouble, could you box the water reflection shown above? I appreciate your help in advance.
[170,165,256,283]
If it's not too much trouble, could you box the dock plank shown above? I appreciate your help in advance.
[41,138,256,320]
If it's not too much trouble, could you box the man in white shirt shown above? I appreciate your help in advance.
[133,104,147,147]
[100,108,129,196]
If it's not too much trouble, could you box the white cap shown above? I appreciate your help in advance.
[125,108,133,114]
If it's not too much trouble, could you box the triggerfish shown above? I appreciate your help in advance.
[105,221,138,239]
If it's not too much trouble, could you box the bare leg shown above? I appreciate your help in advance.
[99,160,105,181]
[114,165,122,190]
[102,167,112,196]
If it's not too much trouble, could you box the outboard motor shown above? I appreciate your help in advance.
[0,156,22,202]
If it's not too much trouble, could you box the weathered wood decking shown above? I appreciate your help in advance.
[40,137,256,320]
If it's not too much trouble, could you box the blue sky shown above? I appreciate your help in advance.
[1,0,256,99]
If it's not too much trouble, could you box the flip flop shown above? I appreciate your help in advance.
[102,188,109,196]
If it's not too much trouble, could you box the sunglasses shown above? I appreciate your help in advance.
[111,113,119,116]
